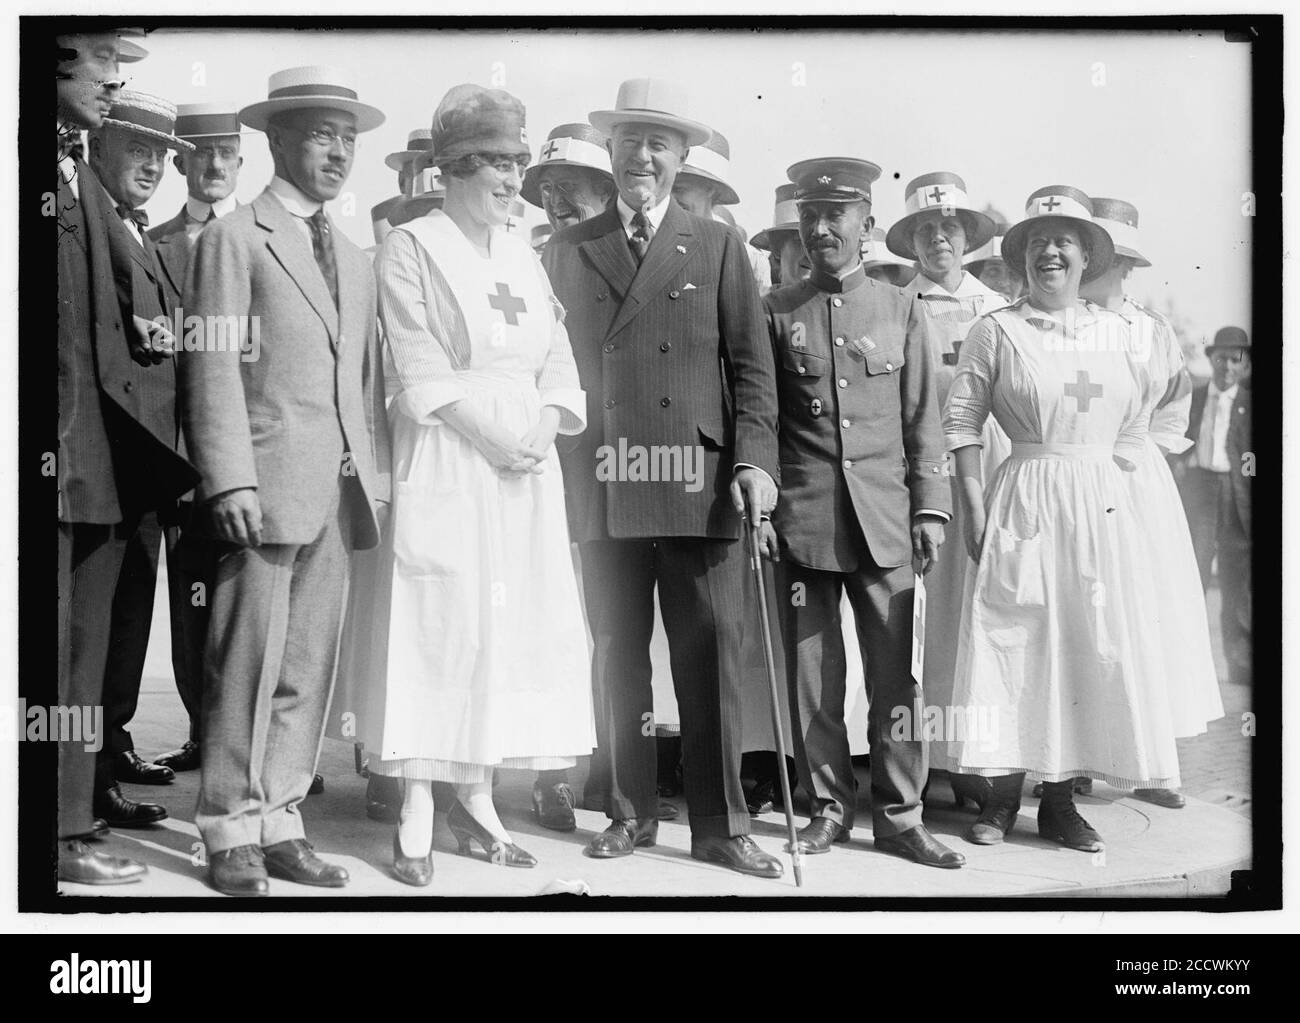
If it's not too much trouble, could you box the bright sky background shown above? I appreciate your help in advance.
[120,26,1255,351]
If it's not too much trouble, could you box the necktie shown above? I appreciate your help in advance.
[307,209,339,309]
[117,205,149,228]
[629,209,653,265]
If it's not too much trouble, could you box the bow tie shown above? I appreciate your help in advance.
[117,205,149,228]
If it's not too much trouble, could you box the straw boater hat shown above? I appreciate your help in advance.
[787,157,882,204]
[174,102,250,141]
[1088,197,1152,268]
[102,90,195,152]
[589,78,712,148]
[385,128,435,172]
[751,183,798,252]
[677,129,740,206]
[886,171,997,261]
[963,224,1020,278]
[521,122,613,207]
[1000,185,1116,284]
[116,28,147,63]
[239,65,385,133]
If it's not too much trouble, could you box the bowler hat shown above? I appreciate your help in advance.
[240,65,385,133]
[886,172,996,261]
[589,78,712,147]
[1000,185,1115,284]
[1205,326,1250,354]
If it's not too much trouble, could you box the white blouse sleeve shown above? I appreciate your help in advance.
[943,315,1000,451]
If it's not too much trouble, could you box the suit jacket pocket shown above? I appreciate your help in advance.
[697,418,733,451]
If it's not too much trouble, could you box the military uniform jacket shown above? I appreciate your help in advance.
[543,200,779,541]
[763,263,949,572]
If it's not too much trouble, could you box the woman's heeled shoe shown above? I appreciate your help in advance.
[391,831,434,887]
[446,801,537,868]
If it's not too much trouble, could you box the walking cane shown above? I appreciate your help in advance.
[744,516,804,887]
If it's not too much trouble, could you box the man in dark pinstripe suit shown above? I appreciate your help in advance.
[543,79,783,878]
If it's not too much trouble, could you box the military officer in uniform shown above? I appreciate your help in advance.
[760,158,964,868]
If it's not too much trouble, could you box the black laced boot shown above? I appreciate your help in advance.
[964,773,1024,845]
[1037,779,1103,852]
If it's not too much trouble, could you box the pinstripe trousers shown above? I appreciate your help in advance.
[579,537,751,839]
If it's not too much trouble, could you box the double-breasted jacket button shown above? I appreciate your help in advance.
[660,397,672,407]
[604,398,616,409]
[669,290,681,299]
[123,381,133,394]
[596,292,608,301]
[660,342,671,352]
[603,343,615,353]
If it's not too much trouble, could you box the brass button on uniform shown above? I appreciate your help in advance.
[885,361,894,371]
[797,365,806,375]
[835,337,845,346]
[841,419,851,429]
[843,459,853,469]
[833,297,843,307]
[838,378,848,388]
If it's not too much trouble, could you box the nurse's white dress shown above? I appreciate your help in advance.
[1118,297,1223,736]
[941,298,1181,789]
[336,210,595,783]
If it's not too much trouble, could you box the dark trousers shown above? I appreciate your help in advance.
[579,538,749,839]
[1180,466,1252,685]
[163,510,220,743]
[776,554,924,836]
[58,522,129,838]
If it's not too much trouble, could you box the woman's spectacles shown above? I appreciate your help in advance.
[479,153,530,175]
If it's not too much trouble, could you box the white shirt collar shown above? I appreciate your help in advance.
[908,270,997,300]
[186,193,238,224]
[616,193,672,235]
[268,175,323,218]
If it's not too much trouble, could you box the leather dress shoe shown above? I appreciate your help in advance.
[691,834,784,878]
[94,784,167,828]
[71,818,109,841]
[656,800,679,821]
[115,750,174,785]
[747,778,777,815]
[58,839,146,885]
[366,774,402,824]
[585,818,658,858]
[263,838,349,887]
[1133,788,1186,809]
[788,816,849,854]
[209,845,269,897]
[532,780,577,832]
[308,773,325,795]
[875,825,966,869]
[153,740,200,772]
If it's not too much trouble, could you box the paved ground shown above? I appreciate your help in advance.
[60,571,1253,900]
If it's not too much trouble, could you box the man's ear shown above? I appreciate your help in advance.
[172,153,186,176]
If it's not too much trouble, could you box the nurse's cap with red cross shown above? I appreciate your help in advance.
[787,157,882,204]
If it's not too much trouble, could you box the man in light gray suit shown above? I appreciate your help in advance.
[180,66,390,897]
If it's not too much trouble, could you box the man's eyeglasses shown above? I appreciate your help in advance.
[301,127,358,152]
[537,178,582,201]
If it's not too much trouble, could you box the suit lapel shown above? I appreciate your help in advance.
[607,200,695,340]
[578,207,637,302]
[151,209,191,299]
[254,190,339,345]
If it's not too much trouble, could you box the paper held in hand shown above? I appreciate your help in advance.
[911,572,926,685]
